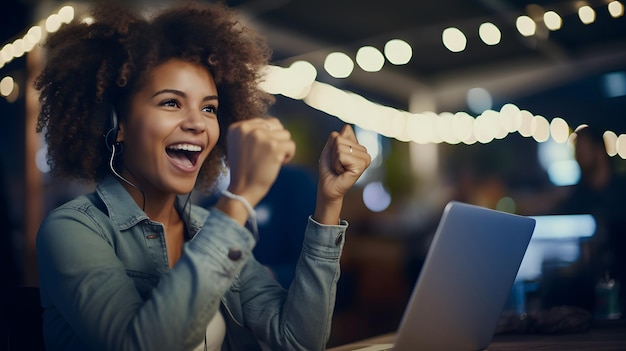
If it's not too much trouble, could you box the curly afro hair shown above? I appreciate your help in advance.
[35,1,274,191]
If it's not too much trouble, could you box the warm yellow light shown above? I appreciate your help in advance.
[304,82,354,124]
[578,5,596,24]
[425,112,443,144]
[479,22,501,45]
[437,112,460,144]
[356,46,385,72]
[12,39,25,58]
[544,11,563,31]
[257,65,284,95]
[603,131,618,156]
[550,117,570,143]
[464,133,478,145]
[518,110,534,137]
[516,15,537,36]
[608,1,624,17]
[453,112,474,143]
[58,5,75,24]
[442,27,467,52]
[406,113,431,144]
[531,115,550,142]
[499,103,522,133]
[46,14,62,33]
[24,26,42,45]
[617,134,626,159]
[82,16,95,25]
[283,60,317,99]
[1,44,13,62]
[474,111,499,144]
[0,76,15,97]
[324,52,354,79]
[384,39,412,65]
[258,61,317,100]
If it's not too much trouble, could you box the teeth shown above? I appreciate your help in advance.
[167,143,202,152]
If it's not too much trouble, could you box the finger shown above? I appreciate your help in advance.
[275,128,293,141]
[339,124,358,141]
[263,124,295,163]
[332,152,347,175]
[240,117,283,133]
[319,131,339,162]
[282,139,296,164]
[263,117,284,131]
[342,141,367,154]
[336,137,367,154]
[335,140,371,173]
[338,124,370,156]
[337,152,367,175]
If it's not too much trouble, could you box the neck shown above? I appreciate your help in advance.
[116,170,179,225]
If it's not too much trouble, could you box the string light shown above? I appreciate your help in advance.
[608,1,625,18]
[2,2,625,161]
[442,27,467,52]
[324,52,354,78]
[0,76,14,97]
[384,39,412,65]
[550,117,570,143]
[479,22,502,45]
[578,5,596,24]
[604,131,618,156]
[0,5,75,70]
[516,15,537,36]
[261,63,626,160]
[356,46,385,72]
[543,11,563,31]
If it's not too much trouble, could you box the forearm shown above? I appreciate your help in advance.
[243,217,348,350]
[214,194,251,226]
[313,194,344,225]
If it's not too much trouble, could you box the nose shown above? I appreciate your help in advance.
[181,110,206,133]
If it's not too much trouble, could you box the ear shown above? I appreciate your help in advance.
[116,123,125,143]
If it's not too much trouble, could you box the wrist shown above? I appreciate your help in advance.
[216,190,259,239]
[313,196,343,225]
[215,196,249,225]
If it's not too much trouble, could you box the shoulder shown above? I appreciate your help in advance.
[44,192,106,220]
[38,192,113,244]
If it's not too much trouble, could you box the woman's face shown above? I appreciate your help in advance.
[118,58,220,196]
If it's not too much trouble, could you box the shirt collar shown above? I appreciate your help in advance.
[95,174,208,234]
[96,175,149,230]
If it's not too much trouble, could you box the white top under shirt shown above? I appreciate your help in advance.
[193,310,226,351]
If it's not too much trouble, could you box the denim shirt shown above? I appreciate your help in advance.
[36,175,348,351]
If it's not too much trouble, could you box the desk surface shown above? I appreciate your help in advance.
[327,319,626,351]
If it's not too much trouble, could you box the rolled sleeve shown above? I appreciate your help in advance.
[301,216,349,259]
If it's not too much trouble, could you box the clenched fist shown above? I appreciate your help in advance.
[218,117,295,224]
[314,124,371,224]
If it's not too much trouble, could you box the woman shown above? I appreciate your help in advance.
[35,2,370,350]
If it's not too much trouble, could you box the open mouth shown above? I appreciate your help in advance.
[166,143,203,169]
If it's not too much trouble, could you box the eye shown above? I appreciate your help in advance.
[160,99,180,108]
[202,105,218,115]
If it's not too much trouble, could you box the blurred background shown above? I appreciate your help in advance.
[2,0,626,347]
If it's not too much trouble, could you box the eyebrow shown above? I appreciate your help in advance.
[152,89,218,102]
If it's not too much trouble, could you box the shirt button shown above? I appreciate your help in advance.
[335,232,344,246]
[228,249,242,261]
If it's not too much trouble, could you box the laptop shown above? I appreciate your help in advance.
[348,201,536,351]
